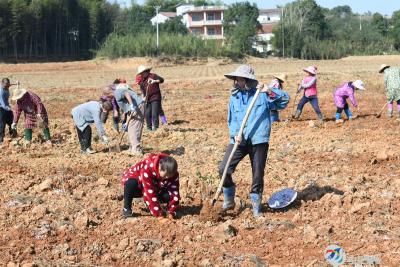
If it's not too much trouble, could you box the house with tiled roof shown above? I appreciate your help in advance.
[151,12,177,25]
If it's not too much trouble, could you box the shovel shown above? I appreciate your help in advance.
[290,86,302,119]
[211,87,262,207]
[108,114,134,152]
[375,102,388,118]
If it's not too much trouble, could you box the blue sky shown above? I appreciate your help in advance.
[112,0,399,16]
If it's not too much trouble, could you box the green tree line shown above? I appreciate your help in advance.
[272,0,400,59]
[1,0,400,61]
[0,0,120,61]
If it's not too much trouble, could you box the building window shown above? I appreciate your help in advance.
[192,13,202,21]
[192,28,202,35]
[207,27,216,35]
[207,12,215,21]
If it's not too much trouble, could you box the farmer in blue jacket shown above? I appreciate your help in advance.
[219,65,289,218]
[71,100,112,154]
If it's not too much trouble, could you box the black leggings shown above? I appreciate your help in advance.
[76,126,91,150]
[145,101,161,129]
[0,108,13,143]
[124,179,170,210]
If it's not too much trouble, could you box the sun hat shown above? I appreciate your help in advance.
[303,66,317,75]
[224,65,257,81]
[273,74,287,83]
[379,64,390,73]
[103,86,114,97]
[268,188,298,209]
[11,88,27,101]
[353,80,365,90]
[137,65,152,75]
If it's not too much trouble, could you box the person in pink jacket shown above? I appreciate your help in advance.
[294,66,324,121]
[333,80,366,123]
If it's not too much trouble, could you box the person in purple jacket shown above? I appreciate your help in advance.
[100,79,124,132]
[333,80,366,123]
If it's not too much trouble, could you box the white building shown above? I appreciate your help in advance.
[150,5,281,43]
[150,3,227,40]
[254,9,281,53]
[150,12,177,26]
[258,8,281,24]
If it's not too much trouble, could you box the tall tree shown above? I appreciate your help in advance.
[223,2,260,55]
[391,10,400,50]
[372,12,388,36]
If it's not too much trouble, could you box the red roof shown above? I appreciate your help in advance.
[160,12,177,18]
[259,23,278,34]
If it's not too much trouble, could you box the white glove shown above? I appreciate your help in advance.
[122,123,128,132]
[11,123,17,130]
[129,104,136,112]
[148,78,154,84]
[101,135,109,145]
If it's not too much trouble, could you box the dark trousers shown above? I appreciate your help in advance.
[76,126,92,150]
[336,103,349,114]
[123,179,169,210]
[297,95,322,114]
[219,142,269,194]
[145,101,161,129]
[0,108,13,143]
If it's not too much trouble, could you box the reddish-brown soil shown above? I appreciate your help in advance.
[1,56,400,266]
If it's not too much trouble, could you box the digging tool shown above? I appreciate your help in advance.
[375,102,388,118]
[290,85,301,119]
[211,87,262,207]
[108,114,133,152]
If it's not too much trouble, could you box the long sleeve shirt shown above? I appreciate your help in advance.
[13,91,48,129]
[0,86,11,111]
[121,153,180,217]
[333,82,357,108]
[137,73,164,102]
[299,76,318,97]
[383,67,400,102]
[71,101,106,136]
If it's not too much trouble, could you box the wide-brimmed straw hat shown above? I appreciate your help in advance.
[11,88,27,101]
[224,65,257,81]
[273,74,287,83]
[303,66,317,75]
[137,65,152,75]
[379,64,390,73]
[353,80,366,90]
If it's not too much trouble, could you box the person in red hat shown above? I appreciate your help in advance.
[136,65,165,131]
[135,74,167,126]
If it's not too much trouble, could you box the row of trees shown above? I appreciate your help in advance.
[0,0,400,61]
[0,0,120,61]
[0,0,223,61]
[98,0,253,59]
[272,0,400,59]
